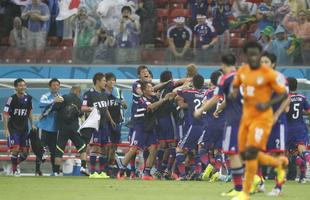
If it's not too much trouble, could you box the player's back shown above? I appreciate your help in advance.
[177,89,206,126]
[205,88,225,129]
[216,72,243,124]
[287,93,310,126]
[235,64,286,118]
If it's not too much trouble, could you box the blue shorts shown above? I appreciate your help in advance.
[222,122,239,154]
[108,123,122,145]
[130,124,158,150]
[287,123,309,151]
[157,115,176,142]
[200,126,223,150]
[267,122,287,153]
[90,126,111,146]
[8,131,29,149]
[178,125,204,150]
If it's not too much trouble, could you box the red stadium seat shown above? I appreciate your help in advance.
[157,22,165,33]
[42,49,62,64]
[59,39,74,47]
[2,48,22,63]
[61,47,73,64]
[157,9,169,19]
[47,36,60,46]
[155,0,169,7]
[169,8,190,19]
[20,50,44,63]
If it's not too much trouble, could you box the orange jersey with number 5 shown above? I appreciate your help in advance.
[233,64,287,118]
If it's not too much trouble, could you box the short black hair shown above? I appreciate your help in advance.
[243,41,263,54]
[149,69,153,79]
[261,51,277,64]
[137,65,148,75]
[49,78,60,87]
[160,70,172,82]
[287,77,298,92]
[221,53,236,66]
[105,72,116,81]
[210,70,223,86]
[193,74,204,89]
[121,6,132,14]
[92,72,105,85]
[141,81,151,91]
[14,78,25,87]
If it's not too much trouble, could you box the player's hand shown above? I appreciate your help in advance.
[121,101,128,109]
[256,103,270,111]
[194,109,202,119]
[4,129,9,139]
[110,120,116,129]
[32,125,37,131]
[213,111,219,118]
[54,96,64,103]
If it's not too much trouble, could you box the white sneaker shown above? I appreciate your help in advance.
[80,167,90,176]
[267,188,281,197]
[257,183,266,193]
[13,171,21,177]
[299,178,307,184]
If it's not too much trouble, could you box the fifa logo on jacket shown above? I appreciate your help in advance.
[93,100,108,108]
[13,108,28,116]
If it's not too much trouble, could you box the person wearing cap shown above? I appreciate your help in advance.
[9,17,28,49]
[91,27,116,64]
[259,25,274,51]
[21,0,50,50]
[167,16,193,62]
[268,25,292,65]
[194,14,218,63]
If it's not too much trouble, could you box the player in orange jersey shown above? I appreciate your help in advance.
[230,41,289,200]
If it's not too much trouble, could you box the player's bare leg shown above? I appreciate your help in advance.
[117,147,138,179]
[10,147,21,176]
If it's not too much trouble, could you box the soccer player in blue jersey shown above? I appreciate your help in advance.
[260,52,290,196]
[195,54,244,197]
[105,73,127,177]
[128,65,151,178]
[3,78,36,176]
[118,82,168,180]
[199,70,226,182]
[81,73,114,179]
[286,77,310,184]
[166,74,206,180]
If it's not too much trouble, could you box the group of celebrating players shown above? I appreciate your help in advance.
[2,41,310,200]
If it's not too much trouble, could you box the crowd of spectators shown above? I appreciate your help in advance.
[0,0,310,65]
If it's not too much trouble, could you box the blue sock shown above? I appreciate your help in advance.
[11,154,18,173]
[144,167,151,176]
[99,154,108,173]
[176,152,186,177]
[89,153,97,174]
[156,148,165,172]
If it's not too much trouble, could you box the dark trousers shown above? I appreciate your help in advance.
[36,130,57,173]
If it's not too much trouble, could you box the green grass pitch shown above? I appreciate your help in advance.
[1,177,309,200]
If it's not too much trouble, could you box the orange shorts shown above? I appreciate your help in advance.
[238,116,273,153]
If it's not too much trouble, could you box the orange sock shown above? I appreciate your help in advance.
[257,152,281,167]
[243,159,258,195]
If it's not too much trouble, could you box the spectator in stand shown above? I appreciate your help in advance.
[255,0,275,38]
[194,14,218,63]
[232,0,257,18]
[71,7,96,63]
[116,6,140,64]
[267,25,292,65]
[283,10,310,41]
[190,0,216,19]
[135,0,156,46]
[282,10,310,64]
[21,0,50,50]
[9,17,28,49]
[258,25,274,51]
[167,17,192,63]
[91,27,116,64]
[0,0,21,42]
[71,7,96,48]
[212,0,232,53]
